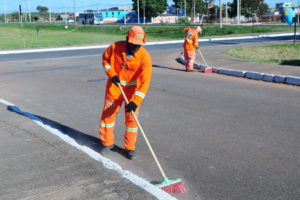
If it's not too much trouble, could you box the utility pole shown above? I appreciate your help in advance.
[138,0,140,24]
[298,0,300,23]
[49,0,52,23]
[4,0,7,23]
[74,0,76,24]
[226,0,228,24]
[19,5,26,48]
[29,0,31,23]
[219,0,222,28]
[65,0,67,23]
[23,0,27,22]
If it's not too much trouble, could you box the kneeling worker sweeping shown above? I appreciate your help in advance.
[100,26,186,194]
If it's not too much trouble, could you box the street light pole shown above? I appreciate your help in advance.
[226,0,228,24]
[74,0,76,24]
[23,0,27,22]
[49,0,52,23]
[4,0,7,23]
[298,0,300,23]
[29,0,31,23]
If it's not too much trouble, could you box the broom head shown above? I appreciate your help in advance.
[155,177,186,194]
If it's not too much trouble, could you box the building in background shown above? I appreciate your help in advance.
[84,7,131,23]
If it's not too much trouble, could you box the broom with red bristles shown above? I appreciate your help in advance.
[117,83,186,194]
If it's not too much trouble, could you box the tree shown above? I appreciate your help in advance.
[37,5,48,17]
[228,0,268,18]
[11,12,20,22]
[132,0,168,19]
[173,0,209,16]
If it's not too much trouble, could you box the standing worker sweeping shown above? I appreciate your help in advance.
[183,26,202,72]
[99,26,152,160]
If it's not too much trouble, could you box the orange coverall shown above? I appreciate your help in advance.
[101,41,152,151]
[183,28,199,70]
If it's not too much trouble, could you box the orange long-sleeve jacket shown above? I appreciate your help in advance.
[102,41,152,107]
[183,28,199,51]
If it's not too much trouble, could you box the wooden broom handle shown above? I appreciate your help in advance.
[197,48,208,66]
[117,83,167,178]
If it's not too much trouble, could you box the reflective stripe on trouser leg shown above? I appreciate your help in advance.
[100,98,122,146]
[184,49,195,70]
[124,107,139,151]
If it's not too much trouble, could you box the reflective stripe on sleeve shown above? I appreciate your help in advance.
[100,122,115,128]
[103,65,111,71]
[120,80,137,86]
[134,91,145,99]
[126,127,138,132]
[186,38,193,43]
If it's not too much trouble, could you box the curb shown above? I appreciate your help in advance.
[176,56,300,87]
[212,67,300,87]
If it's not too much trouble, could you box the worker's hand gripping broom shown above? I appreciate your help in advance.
[117,83,186,194]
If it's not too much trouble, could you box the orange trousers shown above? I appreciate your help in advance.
[184,49,195,70]
[100,95,139,151]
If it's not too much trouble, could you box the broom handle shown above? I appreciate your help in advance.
[117,83,167,178]
[197,48,208,66]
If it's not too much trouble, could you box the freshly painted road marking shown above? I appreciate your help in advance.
[0,99,178,200]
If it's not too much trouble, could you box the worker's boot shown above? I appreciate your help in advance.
[100,144,114,156]
[125,150,137,160]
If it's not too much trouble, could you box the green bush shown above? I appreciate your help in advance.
[178,17,191,25]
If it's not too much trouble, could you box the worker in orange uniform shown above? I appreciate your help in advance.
[183,26,202,72]
[100,26,152,160]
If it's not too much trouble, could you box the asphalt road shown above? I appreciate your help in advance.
[1,37,300,200]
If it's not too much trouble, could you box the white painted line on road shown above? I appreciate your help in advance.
[0,99,177,200]
[0,45,109,55]
[0,32,299,55]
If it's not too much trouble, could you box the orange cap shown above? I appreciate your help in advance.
[127,26,146,45]
[195,26,202,33]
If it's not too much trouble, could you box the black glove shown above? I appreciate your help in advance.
[125,102,137,113]
[111,75,120,86]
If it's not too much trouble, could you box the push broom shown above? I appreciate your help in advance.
[197,48,213,73]
[117,83,186,194]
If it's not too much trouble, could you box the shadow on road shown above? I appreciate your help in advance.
[153,64,186,72]
[280,60,300,66]
[6,105,127,158]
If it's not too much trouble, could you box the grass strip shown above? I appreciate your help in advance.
[0,23,294,49]
[225,43,300,66]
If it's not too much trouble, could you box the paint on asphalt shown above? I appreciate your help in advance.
[0,98,177,200]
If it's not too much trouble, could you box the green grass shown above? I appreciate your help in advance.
[225,44,300,66]
[0,23,294,49]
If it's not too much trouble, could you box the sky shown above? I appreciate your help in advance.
[1,0,299,14]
